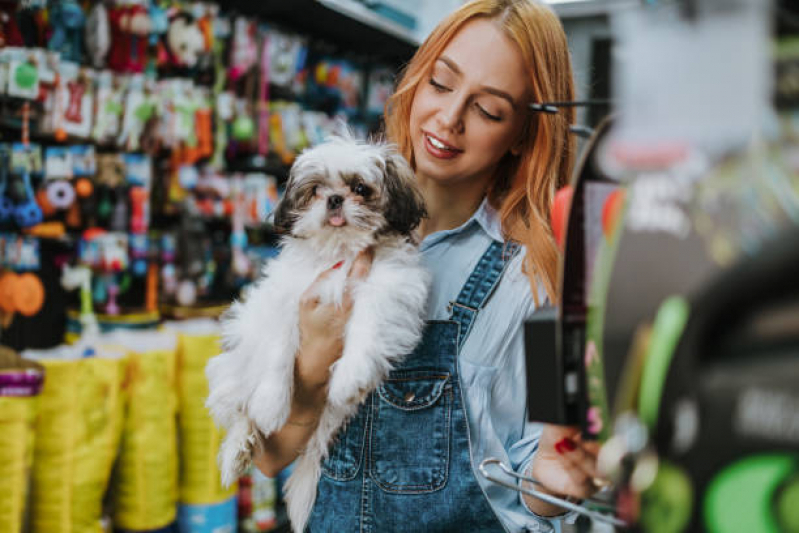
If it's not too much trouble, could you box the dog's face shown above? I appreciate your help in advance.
[273,137,426,242]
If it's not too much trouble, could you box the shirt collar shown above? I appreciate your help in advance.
[420,196,504,251]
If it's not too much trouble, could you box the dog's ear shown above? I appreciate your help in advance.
[271,194,295,234]
[272,172,300,233]
[383,151,427,236]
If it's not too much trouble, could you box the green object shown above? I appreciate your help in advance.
[14,63,38,89]
[134,102,155,123]
[776,475,799,532]
[232,116,255,141]
[640,461,693,533]
[704,455,797,533]
[638,296,690,429]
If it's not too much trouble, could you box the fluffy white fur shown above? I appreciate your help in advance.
[205,136,429,532]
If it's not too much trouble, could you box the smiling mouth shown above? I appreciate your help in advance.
[423,133,463,160]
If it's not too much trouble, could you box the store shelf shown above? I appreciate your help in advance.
[228,0,420,63]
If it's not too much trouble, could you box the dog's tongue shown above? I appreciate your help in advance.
[329,214,346,227]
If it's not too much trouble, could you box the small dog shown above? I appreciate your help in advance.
[205,135,429,531]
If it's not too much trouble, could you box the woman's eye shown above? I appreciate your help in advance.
[476,104,502,122]
[353,183,370,197]
[429,78,450,93]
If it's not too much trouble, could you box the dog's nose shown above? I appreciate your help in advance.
[327,195,344,210]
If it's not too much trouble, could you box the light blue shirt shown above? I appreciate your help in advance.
[420,197,557,533]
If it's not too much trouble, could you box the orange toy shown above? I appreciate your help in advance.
[0,271,18,313]
[75,177,94,198]
[14,273,45,317]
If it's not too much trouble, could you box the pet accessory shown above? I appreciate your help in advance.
[84,0,110,68]
[61,264,98,337]
[13,272,44,316]
[74,177,93,198]
[64,79,87,123]
[48,0,85,63]
[145,262,158,312]
[257,32,270,156]
[7,55,39,100]
[105,277,119,315]
[0,271,17,313]
[129,233,148,276]
[45,180,75,209]
[165,12,205,68]
[129,187,149,234]
[13,171,43,228]
[228,16,257,81]
[0,155,14,224]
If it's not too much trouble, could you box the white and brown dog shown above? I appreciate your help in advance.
[205,135,429,531]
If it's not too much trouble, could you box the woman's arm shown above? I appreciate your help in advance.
[251,251,373,477]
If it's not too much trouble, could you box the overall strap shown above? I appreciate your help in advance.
[448,241,520,350]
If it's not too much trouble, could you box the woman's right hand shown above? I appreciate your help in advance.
[293,249,373,409]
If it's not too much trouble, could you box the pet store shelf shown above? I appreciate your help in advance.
[228,0,420,62]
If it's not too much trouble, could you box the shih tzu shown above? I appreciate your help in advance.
[205,135,429,531]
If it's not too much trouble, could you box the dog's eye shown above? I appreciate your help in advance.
[353,183,371,197]
[311,185,318,196]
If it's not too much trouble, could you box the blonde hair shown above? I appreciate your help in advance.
[385,0,575,305]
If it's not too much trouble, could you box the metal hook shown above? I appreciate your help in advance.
[478,458,627,528]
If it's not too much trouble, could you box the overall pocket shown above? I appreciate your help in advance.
[370,369,452,493]
[321,403,368,481]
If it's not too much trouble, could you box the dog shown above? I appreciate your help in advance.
[205,135,430,531]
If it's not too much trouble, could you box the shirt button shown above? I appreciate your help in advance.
[404,392,416,402]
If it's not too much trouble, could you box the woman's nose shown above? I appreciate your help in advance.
[437,96,466,133]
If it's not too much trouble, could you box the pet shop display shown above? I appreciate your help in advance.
[0,2,417,531]
[205,136,430,531]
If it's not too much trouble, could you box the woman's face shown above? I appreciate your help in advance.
[409,18,531,190]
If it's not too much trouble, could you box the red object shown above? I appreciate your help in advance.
[64,80,86,123]
[129,187,149,234]
[107,6,148,73]
[82,227,107,241]
[554,437,577,454]
[601,189,626,241]
[551,186,573,250]
[332,260,344,270]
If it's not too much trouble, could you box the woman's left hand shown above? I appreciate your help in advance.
[524,424,606,516]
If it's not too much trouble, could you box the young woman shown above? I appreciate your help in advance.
[254,1,602,530]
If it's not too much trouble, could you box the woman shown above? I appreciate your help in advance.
[254,1,601,530]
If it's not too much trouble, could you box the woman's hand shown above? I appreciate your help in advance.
[252,248,373,477]
[524,424,605,516]
[294,249,373,408]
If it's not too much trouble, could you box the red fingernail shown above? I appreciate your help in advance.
[332,260,344,270]
[555,438,576,454]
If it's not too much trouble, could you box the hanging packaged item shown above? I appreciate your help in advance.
[47,0,86,64]
[22,343,127,533]
[92,71,126,144]
[57,62,95,139]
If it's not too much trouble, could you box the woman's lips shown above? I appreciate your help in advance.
[423,132,463,160]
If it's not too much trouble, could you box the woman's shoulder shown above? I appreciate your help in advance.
[493,245,543,321]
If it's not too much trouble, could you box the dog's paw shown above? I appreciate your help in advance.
[218,418,255,487]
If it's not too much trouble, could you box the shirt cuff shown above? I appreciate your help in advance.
[518,454,578,524]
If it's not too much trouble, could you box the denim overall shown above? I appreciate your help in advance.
[307,241,519,532]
